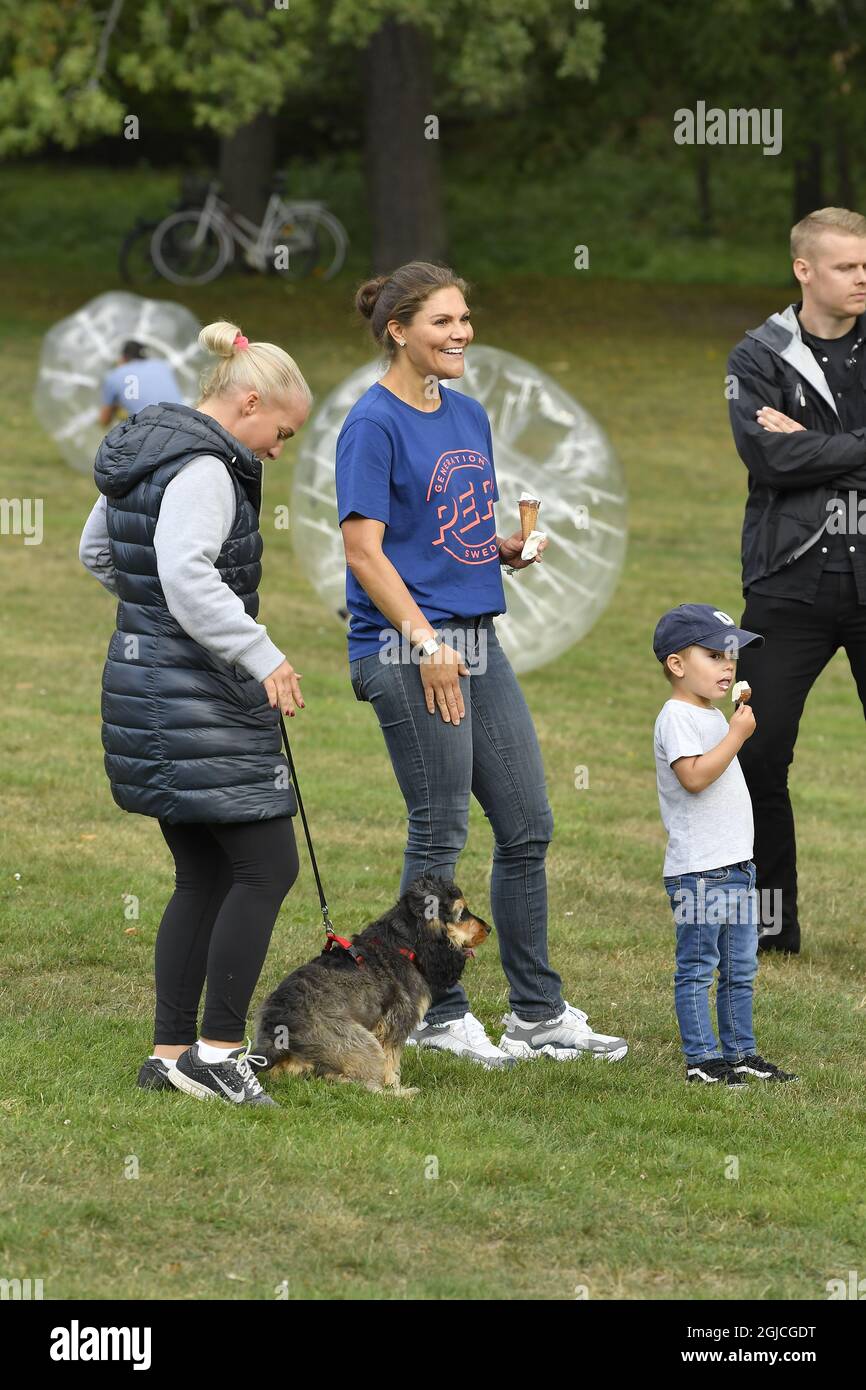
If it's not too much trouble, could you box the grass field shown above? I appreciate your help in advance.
[1,203,865,1300]
[3,144,796,285]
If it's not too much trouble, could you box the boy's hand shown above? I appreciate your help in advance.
[730,702,756,743]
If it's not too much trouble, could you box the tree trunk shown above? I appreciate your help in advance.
[695,149,713,235]
[363,19,446,272]
[218,112,276,222]
[792,141,824,223]
[835,122,854,208]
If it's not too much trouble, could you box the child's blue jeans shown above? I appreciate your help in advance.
[663,860,758,1065]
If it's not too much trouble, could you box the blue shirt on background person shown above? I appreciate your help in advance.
[100,340,183,427]
[335,380,506,660]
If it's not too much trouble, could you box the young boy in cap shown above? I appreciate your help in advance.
[652,604,798,1086]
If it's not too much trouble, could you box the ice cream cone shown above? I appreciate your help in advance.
[519,497,540,541]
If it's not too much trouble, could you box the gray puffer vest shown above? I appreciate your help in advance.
[94,403,297,825]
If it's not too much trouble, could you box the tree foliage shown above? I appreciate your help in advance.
[0,0,604,157]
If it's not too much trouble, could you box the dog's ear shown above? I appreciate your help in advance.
[403,875,453,928]
[405,884,444,928]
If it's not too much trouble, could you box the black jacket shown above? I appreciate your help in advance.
[728,303,866,603]
[94,403,297,824]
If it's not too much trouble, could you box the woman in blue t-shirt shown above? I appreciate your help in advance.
[336,261,628,1067]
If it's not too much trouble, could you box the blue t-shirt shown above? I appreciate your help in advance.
[101,358,183,412]
[335,381,506,659]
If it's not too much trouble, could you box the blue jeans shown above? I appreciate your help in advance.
[663,861,758,1065]
[349,616,564,1023]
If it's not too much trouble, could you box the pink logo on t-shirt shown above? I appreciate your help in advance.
[426,448,498,565]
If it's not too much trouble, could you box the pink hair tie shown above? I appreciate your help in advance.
[233,332,249,350]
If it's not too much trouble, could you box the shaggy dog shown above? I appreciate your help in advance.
[253,875,491,1095]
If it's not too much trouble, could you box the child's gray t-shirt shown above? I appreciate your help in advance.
[653,699,754,876]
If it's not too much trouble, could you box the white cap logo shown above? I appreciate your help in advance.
[712,610,735,625]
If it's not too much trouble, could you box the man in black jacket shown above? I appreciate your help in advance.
[728,206,866,954]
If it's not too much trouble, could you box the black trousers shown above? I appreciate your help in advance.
[737,571,866,950]
[154,816,299,1044]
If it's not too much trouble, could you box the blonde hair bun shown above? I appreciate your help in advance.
[197,320,313,408]
[198,320,244,358]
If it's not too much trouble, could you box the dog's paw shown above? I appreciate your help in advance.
[389,1085,420,1098]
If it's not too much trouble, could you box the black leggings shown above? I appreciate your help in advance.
[154,817,299,1044]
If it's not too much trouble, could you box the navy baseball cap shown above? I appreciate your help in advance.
[653,604,764,663]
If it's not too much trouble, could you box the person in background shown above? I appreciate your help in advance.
[727,207,866,954]
[99,339,183,427]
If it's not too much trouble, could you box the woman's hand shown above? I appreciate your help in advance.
[420,642,470,724]
[262,659,306,717]
[498,530,548,569]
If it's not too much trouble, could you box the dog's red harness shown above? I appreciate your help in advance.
[324,927,415,968]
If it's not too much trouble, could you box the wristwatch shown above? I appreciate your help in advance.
[417,634,442,658]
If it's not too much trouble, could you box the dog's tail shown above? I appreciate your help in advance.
[252,1001,325,1074]
[251,1002,292,1072]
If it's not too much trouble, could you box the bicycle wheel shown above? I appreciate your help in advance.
[307,209,348,281]
[150,211,232,286]
[267,214,321,282]
[118,221,161,286]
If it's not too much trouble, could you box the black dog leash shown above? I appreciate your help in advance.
[277,711,344,948]
[278,712,417,970]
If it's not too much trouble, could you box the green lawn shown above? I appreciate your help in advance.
[3,145,795,285]
[1,247,864,1300]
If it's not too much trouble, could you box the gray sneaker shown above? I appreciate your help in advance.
[499,1002,628,1062]
[169,1041,277,1106]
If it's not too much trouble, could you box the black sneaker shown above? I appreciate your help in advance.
[730,1054,799,1082]
[758,928,800,954]
[137,1057,175,1091]
[686,1058,746,1087]
[169,1042,276,1106]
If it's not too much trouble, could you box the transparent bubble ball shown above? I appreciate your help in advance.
[32,292,209,475]
[293,346,627,674]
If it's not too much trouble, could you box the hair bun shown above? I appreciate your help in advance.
[354,277,389,321]
[198,320,244,358]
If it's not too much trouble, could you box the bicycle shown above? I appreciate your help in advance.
[118,176,211,286]
[149,176,348,287]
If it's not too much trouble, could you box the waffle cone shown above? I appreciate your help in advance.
[519,498,540,540]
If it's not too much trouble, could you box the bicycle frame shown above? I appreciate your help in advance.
[191,185,324,270]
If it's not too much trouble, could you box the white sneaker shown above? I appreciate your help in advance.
[406,1011,518,1069]
[499,1001,628,1062]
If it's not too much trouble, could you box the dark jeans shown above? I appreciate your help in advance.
[350,616,564,1023]
[155,817,299,1043]
[737,571,866,949]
